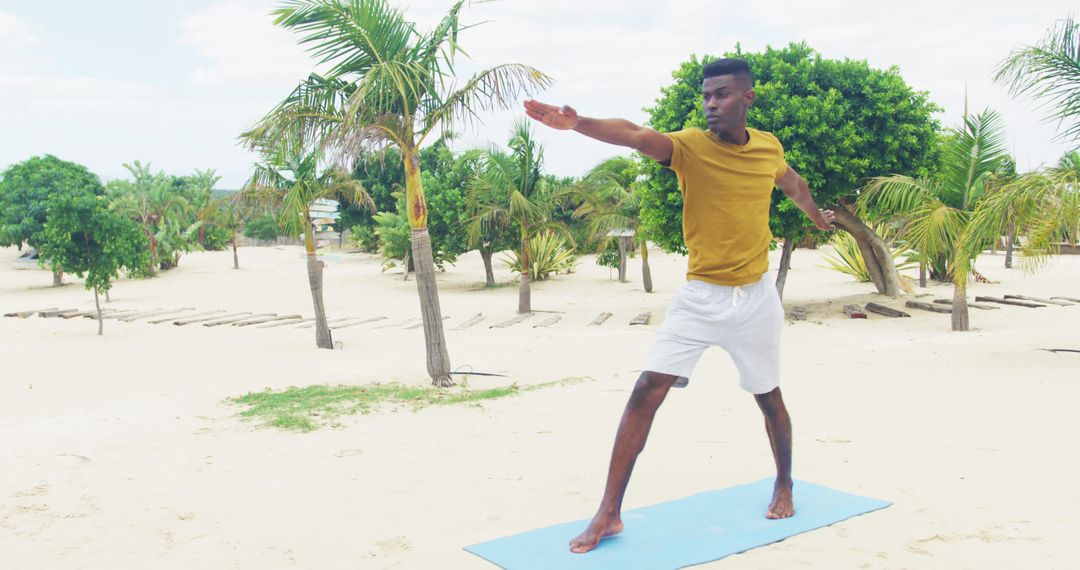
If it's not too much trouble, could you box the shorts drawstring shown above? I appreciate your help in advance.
[732,285,746,307]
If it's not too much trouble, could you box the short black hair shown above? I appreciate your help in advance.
[702,58,753,88]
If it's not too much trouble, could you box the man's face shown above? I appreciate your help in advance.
[701,75,755,134]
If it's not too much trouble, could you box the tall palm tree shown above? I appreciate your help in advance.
[996,16,1080,142]
[243,148,372,349]
[858,107,1011,331]
[241,0,549,386]
[574,156,653,291]
[467,120,571,313]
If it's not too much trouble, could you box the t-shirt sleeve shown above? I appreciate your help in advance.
[774,139,789,179]
[666,129,692,173]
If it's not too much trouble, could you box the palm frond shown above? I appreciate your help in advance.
[420,64,553,140]
[857,175,940,217]
[995,16,1080,141]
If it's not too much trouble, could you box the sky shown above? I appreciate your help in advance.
[0,0,1075,189]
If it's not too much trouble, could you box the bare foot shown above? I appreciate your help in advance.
[766,479,795,519]
[569,514,624,553]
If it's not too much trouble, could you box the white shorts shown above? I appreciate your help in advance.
[642,274,784,394]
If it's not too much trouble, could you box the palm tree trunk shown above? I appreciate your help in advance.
[94,288,103,336]
[519,225,532,314]
[105,289,111,303]
[52,266,63,287]
[640,238,653,293]
[617,237,628,283]
[480,248,495,287]
[1004,219,1016,269]
[919,262,927,288]
[303,214,333,350]
[951,278,970,331]
[232,234,239,269]
[832,205,900,297]
[775,239,795,301]
[403,150,453,387]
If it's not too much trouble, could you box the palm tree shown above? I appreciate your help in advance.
[995,16,1080,142]
[858,107,1011,331]
[574,156,653,292]
[241,0,549,386]
[467,120,572,313]
[243,148,372,349]
[106,161,190,274]
[967,161,1080,264]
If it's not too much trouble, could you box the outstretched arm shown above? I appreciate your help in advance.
[776,167,835,230]
[524,100,673,163]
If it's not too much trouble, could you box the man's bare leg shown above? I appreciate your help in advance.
[569,371,678,553]
[754,387,794,519]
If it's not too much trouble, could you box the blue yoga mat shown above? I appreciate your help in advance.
[465,479,890,569]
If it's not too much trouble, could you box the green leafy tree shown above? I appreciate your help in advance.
[996,16,1080,142]
[468,120,573,313]
[243,147,372,349]
[0,155,105,286]
[858,107,1011,331]
[39,189,148,335]
[105,161,192,274]
[637,44,940,297]
[241,0,550,386]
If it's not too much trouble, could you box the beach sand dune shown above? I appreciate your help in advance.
[2,245,1078,568]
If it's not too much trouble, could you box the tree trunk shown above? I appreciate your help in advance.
[105,289,111,303]
[518,225,532,314]
[919,262,927,288]
[232,235,239,269]
[951,278,970,331]
[94,288,103,336]
[52,266,63,287]
[303,214,333,350]
[775,239,795,301]
[403,149,453,387]
[832,205,900,297]
[640,239,653,293]
[402,249,410,282]
[617,237,628,283]
[1004,219,1016,269]
[480,249,495,287]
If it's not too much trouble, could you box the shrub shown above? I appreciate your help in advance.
[503,231,577,281]
[244,214,282,241]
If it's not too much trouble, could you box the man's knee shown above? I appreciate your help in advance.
[629,371,677,408]
[754,387,787,417]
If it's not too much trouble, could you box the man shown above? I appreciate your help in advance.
[523,57,835,554]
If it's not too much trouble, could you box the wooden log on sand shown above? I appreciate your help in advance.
[933,299,999,310]
[258,317,310,329]
[491,314,534,329]
[329,316,388,330]
[1051,296,1080,303]
[5,308,58,318]
[234,314,302,327]
[300,317,362,329]
[975,296,1046,308]
[105,308,162,320]
[92,310,141,320]
[788,306,808,321]
[120,308,195,322]
[174,312,250,326]
[452,313,485,330]
[148,310,223,324]
[405,316,447,330]
[62,308,115,319]
[204,313,272,327]
[629,312,652,326]
[39,308,78,318]
[589,312,614,326]
[906,301,952,314]
[865,303,911,318]
[843,304,867,319]
[533,315,562,328]
[1005,294,1072,306]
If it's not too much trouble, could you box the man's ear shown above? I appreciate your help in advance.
[744,89,756,107]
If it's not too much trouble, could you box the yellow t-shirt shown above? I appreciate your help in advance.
[666,127,788,286]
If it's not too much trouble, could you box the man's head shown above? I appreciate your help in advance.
[701,58,755,136]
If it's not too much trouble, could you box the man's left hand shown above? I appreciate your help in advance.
[815,210,836,231]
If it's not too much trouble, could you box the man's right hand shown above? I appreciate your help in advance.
[524,100,579,130]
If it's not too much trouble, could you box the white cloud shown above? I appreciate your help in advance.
[0,11,37,49]
[179,0,318,88]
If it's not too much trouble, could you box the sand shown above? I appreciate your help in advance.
[1,243,1078,569]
